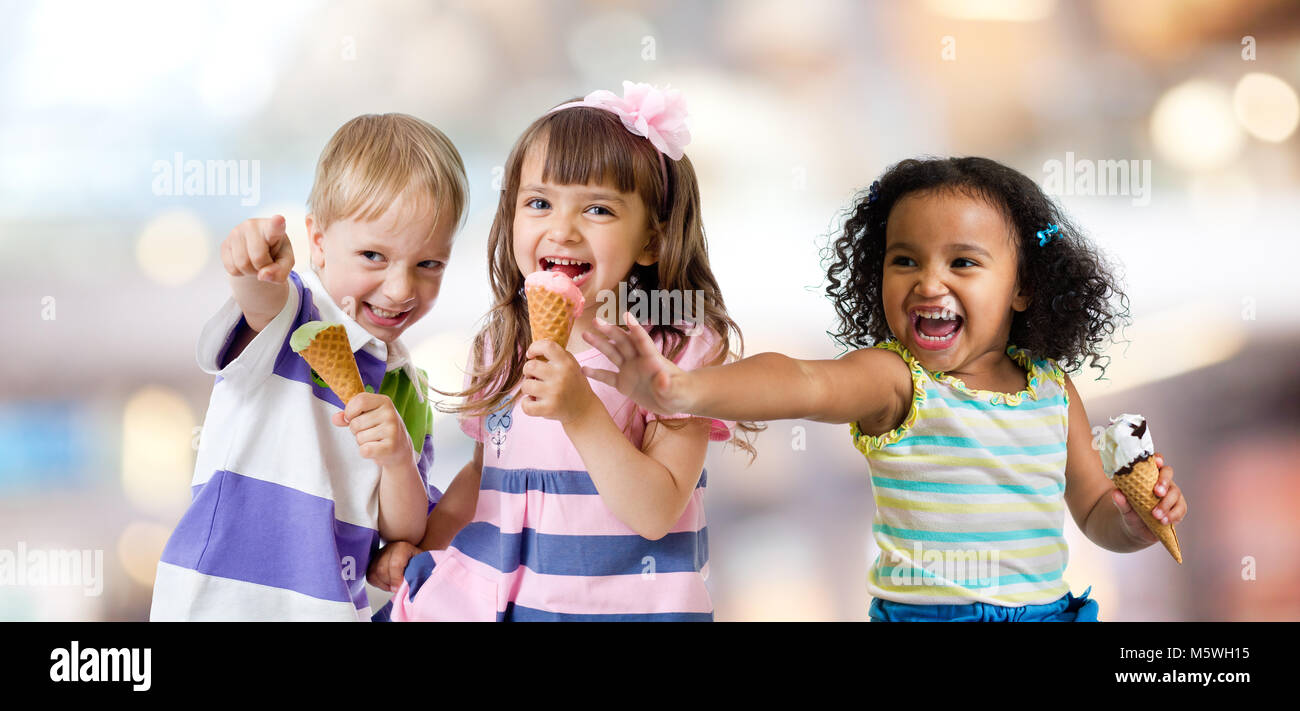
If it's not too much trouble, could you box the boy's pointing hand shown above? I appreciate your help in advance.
[222,214,295,284]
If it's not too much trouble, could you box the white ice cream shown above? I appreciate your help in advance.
[1099,413,1154,478]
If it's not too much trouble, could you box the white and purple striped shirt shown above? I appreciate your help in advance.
[151,270,440,621]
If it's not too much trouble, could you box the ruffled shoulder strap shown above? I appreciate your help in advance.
[1024,350,1069,407]
[1039,353,1067,387]
[849,339,929,454]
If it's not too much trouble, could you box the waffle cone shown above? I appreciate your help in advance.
[298,324,365,404]
[527,285,579,349]
[1114,457,1182,564]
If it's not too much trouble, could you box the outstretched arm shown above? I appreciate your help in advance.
[581,315,911,428]
[218,215,296,366]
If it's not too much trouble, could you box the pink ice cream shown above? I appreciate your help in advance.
[525,270,585,314]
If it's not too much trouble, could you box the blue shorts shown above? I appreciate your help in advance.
[869,586,1100,622]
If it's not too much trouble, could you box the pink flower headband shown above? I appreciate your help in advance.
[548,81,691,199]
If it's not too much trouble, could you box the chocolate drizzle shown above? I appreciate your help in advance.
[1113,419,1153,476]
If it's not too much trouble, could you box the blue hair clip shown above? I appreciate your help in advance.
[867,180,881,205]
[1036,223,1060,246]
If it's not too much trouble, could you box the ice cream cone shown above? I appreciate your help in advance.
[525,271,584,353]
[527,286,579,348]
[1113,457,1182,564]
[295,323,365,404]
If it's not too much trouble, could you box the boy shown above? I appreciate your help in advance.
[151,114,469,621]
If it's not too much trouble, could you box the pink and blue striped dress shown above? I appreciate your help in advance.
[380,327,733,621]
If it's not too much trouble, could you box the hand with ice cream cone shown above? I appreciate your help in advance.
[329,391,417,472]
[522,339,603,423]
[520,270,600,423]
[1099,414,1186,564]
[291,320,416,471]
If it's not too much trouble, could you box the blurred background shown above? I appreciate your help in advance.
[1,0,1297,621]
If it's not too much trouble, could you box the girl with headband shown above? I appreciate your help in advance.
[371,82,759,621]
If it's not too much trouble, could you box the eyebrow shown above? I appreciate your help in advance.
[885,241,994,259]
[519,184,627,205]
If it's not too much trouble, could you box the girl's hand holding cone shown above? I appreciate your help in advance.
[522,339,600,424]
[1111,452,1186,554]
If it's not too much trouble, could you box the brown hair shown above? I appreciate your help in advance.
[308,113,469,233]
[442,102,761,458]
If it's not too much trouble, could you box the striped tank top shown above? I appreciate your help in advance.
[850,338,1072,607]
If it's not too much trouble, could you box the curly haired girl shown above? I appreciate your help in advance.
[585,155,1188,621]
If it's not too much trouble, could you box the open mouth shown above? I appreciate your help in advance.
[540,256,593,285]
[363,301,412,328]
[910,307,964,350]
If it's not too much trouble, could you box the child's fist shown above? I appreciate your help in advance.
[1111,452,1187,544]
[367,541,421,593]
[332,392,414,471]
[521,339,599,424]
[222,215,295,283]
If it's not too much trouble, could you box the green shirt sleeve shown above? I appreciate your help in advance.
[378,367,432,454]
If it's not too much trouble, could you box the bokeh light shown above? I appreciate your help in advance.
[924,0,1056,22]
[121,386,196,517]
[1150,79,1244,172]
[1233,72,1300,143]
[117,521,174,588]
[135,209,211,287]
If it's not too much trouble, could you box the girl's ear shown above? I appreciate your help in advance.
[635,229,659,266]
[1012,280,1031,312]
[306,214,326,270]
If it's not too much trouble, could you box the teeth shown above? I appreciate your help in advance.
[915,308,958,321]
[369,304,405,319]
[547,257,588,266]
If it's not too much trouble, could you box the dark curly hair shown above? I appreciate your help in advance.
[822,156,1130,379]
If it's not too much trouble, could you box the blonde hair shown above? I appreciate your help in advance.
[441,102,761,459]
[307,113,469,233]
